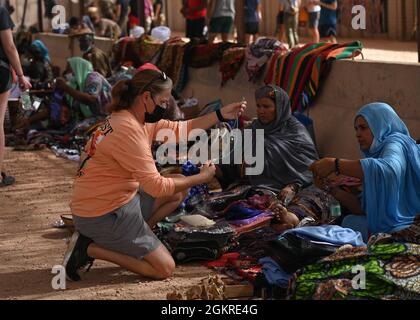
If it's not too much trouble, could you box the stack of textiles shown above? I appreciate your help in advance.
[219,47,246,86]
[245,38,287,82]
[266,225,365,274]
[288,242,420,300]
[265,41,363,112]
[187,42,236,68]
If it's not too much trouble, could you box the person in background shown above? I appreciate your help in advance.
[276,2,286,42]
[144,0,154,33]
[181,0,208,40]
[153,0,165,27]
[56,57,111,120]
[0,5,31,187]
[304,0,321,43]
[87,6,121,40]
[116,0,131,37]
[25,40,53,88]
[279,0,300,49]
[315,0,338,43]
[244,0,262,45]
[98,0,117,21]
[77,31,112,78]
[208,0,236,43]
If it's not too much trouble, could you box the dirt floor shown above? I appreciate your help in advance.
[0,148,215,300]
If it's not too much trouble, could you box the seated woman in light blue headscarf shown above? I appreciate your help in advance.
[310,103,420,241]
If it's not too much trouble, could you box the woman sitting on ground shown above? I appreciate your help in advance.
[15,57,112,130]
[25,40,53,89]
[310,102,420,241]
[63,69,245,281]
[218,85,319,205]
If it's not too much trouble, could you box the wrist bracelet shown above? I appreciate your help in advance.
[335,158,341,176]
[216,109,227,122]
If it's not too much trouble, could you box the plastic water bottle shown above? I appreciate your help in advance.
[330,198,342,218]
[21,90,32,111]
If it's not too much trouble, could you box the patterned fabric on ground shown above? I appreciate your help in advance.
[287,184,336,222]
[265,41,363,112]
[288,243,420,300]
[220,47,246,86]
[225,194,272,221]
[245,38,287,82]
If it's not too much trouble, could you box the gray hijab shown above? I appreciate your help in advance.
[248,85,319,191]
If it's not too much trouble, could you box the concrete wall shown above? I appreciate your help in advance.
[182,59,420,159]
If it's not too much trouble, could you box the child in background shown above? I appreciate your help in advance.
[316,0,338,43]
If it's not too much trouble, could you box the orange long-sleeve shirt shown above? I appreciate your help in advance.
[70,110,192,217]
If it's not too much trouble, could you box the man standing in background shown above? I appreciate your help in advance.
[208,0,236,43]
[244,0,262,45]
[181,0,208,40]
[116,0,131,37]
[304,0,321,43]
[279,0,300,49]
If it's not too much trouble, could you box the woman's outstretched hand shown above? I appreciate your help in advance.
[221,100,247,120]
[199,161,216,183]
[309,158,335,178]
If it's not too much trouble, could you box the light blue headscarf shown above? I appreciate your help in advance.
[31,40,51,63]
[355,102,420,234]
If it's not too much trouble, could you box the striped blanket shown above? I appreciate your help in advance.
[265,41,363,112]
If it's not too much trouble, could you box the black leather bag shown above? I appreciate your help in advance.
[267,233,338,273]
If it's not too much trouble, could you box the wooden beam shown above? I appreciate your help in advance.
[401,0,407,40]
[417,0,420,62]
[235,0,245,44]
[37,0,43,32]
[138,0,146,29]
[80,0,85,17]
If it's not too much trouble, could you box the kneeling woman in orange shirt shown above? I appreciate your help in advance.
[64,69,246,281]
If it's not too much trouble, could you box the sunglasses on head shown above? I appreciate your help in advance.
[141,71,168,92]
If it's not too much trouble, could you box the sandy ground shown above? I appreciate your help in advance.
[0,148,215,300]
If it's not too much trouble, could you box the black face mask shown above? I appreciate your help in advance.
[144,98,166,123]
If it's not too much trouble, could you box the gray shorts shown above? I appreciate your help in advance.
[308,11,320,29]
[73,191,161,260]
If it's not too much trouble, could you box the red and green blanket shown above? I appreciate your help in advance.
[265,41,363,112]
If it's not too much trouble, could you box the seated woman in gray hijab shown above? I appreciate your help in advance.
[218,85,319,208]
